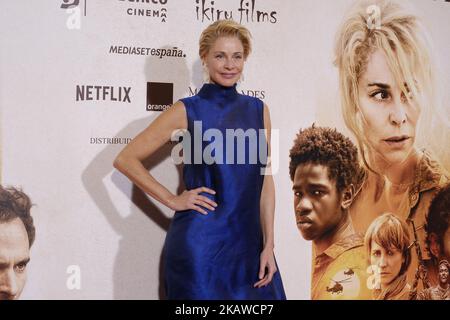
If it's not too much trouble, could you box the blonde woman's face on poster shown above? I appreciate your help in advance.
[357,49,420,165]
[370,241,403,287]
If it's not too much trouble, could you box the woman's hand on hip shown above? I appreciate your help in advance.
[168,187,217,215]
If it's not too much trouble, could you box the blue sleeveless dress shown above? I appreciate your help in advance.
[163,83,286,300]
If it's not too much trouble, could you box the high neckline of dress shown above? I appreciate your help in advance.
[198,82,238,101]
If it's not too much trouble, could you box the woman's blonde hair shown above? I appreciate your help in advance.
[364,213,411,299]
[199,19,252,60]
[334,0,446,170]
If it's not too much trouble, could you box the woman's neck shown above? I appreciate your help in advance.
[370,148,421,187]
[439,280,449,290]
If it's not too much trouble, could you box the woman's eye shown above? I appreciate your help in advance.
[371,90,390,101]
[372,251,381,257]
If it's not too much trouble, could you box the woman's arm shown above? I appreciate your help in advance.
[254,103,277,288]
[113,101,217,214]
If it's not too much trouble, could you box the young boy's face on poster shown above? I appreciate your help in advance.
[293,163,344,241]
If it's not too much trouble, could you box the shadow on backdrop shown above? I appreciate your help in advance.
[81,46,190,299]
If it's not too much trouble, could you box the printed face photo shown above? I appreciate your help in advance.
[0,218,30,300]
[293,163,343,241]
[438,263,449,285]
[369,241,403,288]
[357,49,420,165]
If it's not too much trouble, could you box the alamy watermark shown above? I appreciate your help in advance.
[170,121,279,175]
[66,265,81,290]
[366,5,381,30]
[61,0,86,30]
[366,264,382,290]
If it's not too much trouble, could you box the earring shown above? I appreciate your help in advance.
[202,64,210,83]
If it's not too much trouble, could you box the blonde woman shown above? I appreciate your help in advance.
[365,213,412,300]
[334,0,449,287]
[114,20,285,299]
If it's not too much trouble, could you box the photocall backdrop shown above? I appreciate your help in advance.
[1,0,449,299]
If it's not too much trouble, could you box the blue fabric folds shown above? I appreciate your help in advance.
[164,83,286,300]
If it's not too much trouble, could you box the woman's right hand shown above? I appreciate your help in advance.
[168,187,217,215]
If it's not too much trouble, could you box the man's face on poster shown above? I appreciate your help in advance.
[0,218,30,300]
[438,263,449,286]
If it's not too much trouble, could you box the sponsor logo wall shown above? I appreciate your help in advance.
[1,0,449,299]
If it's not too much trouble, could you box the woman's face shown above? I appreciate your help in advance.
[370,240,404,287]
[357,49,420,165]
[203,36,244,87]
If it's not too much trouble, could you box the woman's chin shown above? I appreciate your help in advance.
[374,146,416,168]
[384,153,410,166]
[210,76,239,87]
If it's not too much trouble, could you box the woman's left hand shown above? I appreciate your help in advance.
[254,247,277,288]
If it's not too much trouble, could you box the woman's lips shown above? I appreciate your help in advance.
[220,73,237,79]
[383,136,410,148]
[385,135,409,142]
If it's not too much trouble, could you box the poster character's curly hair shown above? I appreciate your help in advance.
[289,125,361,192]
[426,183,450,255]
[0,185,35,247]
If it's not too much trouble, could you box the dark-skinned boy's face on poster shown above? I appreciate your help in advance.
[0,218,30,300]
[357,49,420,166]
[293,163,343,241]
